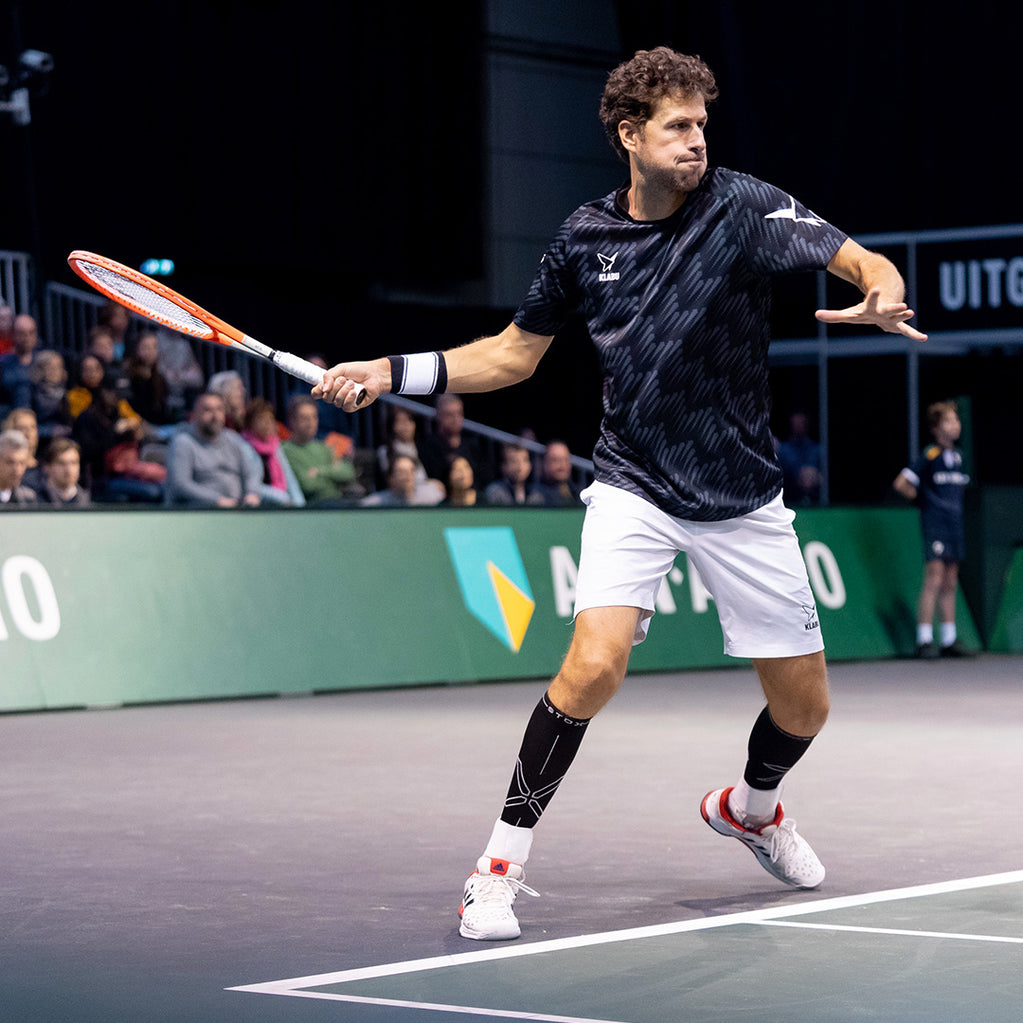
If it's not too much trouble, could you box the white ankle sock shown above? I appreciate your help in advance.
[941,622,957,647]
[483,819,533,865]
[917,623,934,645]
[729,778,780,827]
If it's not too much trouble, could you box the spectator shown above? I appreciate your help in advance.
[484,443,537,505]
[378,405,426,481]
[360,454,435,507]
[86,324,118,367]
[0,429,37,507]
[2,407,45,493]
[72,369,164,501]
[98,301,133,361]
[240,396,305,506]
[126,330,175,427]
[29,349,73,441]
[68,354,107,419]
[893,400,975,659]
[0,313,40,412]
[156,329,205,420]
[281,394,359,505]
[443,454,480,507]
[420,394,484,484]
[165,392,261,508]
[37,438,90,507]
[206,370,247,432]
[776,411,822,507]
[531,440,583,507]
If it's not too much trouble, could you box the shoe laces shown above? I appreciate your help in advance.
[472,872,540,907]
[762,817,801,864]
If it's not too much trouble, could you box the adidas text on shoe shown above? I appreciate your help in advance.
[458,856,539,940]
[701,787,825,889]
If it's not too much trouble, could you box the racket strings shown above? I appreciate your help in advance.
[76,262,212,339]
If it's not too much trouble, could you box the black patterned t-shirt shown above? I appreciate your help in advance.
[514,167,847,520]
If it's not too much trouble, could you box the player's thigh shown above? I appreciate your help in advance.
[574,481,681,645]
[688,494,824,659]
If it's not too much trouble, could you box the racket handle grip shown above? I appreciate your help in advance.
[274,351,367,406]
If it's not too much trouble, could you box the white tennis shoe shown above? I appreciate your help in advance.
[701,786,825,889]
[459,856,539,940]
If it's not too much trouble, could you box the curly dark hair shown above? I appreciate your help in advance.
[599,47,718,163]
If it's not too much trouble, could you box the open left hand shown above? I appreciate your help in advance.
[815,287,927,341]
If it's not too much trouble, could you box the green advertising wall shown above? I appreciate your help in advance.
[0,506,982,713]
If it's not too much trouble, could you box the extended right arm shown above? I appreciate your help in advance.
[312,323,555,411]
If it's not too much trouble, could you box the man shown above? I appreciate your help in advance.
[0,429,37,507]
[360,454,427,506]
[777,411,822,507]
[531,440,582,507]
[0,314,40,411]
[280,394,357,505]
[166,392,261,508]
[315,47,926,941]
[484,442,537,505]
[893,401,973,658]
[419,393,483,484]
[38,438,91,507]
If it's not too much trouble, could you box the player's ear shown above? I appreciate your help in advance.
[618,119,641,154]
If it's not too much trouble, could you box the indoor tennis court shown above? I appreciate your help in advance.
[4,654,1021,1021]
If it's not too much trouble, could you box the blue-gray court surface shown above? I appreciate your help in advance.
[3,656,1021,1022]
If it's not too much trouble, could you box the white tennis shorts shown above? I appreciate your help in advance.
[574,481,824,659]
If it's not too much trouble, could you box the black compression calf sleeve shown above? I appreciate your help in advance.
[500,692,590,828]
[743,706,815,790]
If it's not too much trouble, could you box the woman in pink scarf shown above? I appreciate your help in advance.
[241,398,288,493]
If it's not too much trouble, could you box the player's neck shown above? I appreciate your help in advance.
[624,178,687,221]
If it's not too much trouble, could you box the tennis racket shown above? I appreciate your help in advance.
[67,250,365,404]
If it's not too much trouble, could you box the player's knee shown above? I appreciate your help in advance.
[555,640,629,712]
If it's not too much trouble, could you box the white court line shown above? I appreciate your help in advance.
[228,869,1023,1020]
[756,920,1023,944]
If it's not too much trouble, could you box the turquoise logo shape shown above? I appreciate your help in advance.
[444,527,535,652]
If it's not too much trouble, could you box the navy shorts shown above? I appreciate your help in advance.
[923,530,965,564]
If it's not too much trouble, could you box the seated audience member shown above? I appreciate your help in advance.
[157,329,205,420]
[166,392,261,508]
[0,313,41,413]
[37,438,90,507]
[360,454,437,507]
[420,394,484,485]
[281,394,359,505]
[72,371,164,500]
[240,397,305,506]
[484,442,537,506]
[0,429,37,507]
[29,350,73,441]
[532,440,583,507]
[3,407,45,493]
[98,301,133,361]
[378,406,426,482]
[443,454,480,507]
[68,353,142,424]
[206,370,248,432]
[126,330,175,427]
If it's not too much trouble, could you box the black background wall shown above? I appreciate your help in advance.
[2,0,1019,494]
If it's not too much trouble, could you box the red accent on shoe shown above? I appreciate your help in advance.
[489,859,509,875]
[717,786,784,834]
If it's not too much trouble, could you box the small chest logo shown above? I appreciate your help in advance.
[597,251,620,282]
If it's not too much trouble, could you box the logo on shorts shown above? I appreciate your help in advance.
[801,604,820,631]
[444,527,535,652]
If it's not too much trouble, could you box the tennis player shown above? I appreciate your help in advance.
[315,47,926,941]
